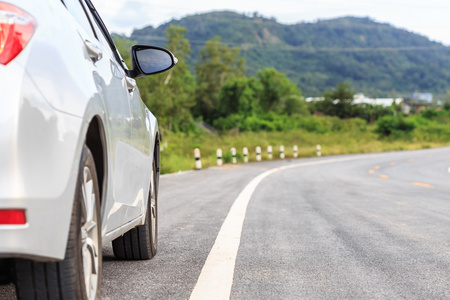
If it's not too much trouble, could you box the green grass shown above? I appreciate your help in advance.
[159,126,450,174]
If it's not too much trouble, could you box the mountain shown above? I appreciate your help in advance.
[130,11,450,97]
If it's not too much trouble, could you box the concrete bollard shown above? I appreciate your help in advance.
[316,144,322,157]
[216,148,223,166]
[243,147,248,163]
[194,148,202,170]
[280,145,285,159]
[293,145,298,158]
[267,145,273,159]
[256,146,262,161]
[231,147,237,164]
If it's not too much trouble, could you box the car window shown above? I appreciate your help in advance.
[61,0,97,39]
[83,0,129,70]
[79,3,112,53]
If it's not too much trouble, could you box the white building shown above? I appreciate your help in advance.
[305,96,325,102]
[411,92,433,103]
[353,93,403,107]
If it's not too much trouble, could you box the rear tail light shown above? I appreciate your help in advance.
[0,2,37,65]
[0,210,27,225]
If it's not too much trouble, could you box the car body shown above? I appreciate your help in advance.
[0,0,175,298]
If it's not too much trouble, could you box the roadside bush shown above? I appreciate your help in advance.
[241,115,277,131]
[261,113,298,131]
[298,115,336,133]
[420,108,439,119]
[415,123,450,142]
[214,112,299,132]
[213,114,245,131]
[375,116,416,136]
[297,115,366,133]
[222,151,233,163]
[342,118,368,132]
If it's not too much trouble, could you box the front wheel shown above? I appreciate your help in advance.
[14,145,102,300]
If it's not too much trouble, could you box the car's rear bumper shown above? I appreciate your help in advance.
[0,194,76,262]
[0,63,84,261]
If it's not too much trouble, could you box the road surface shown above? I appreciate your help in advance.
[2,147,450,299]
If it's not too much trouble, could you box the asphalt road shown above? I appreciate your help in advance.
[1,147,450,299]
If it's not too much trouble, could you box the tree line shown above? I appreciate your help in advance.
[114,25,449,137]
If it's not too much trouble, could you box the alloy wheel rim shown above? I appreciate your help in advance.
[81,166,99,300]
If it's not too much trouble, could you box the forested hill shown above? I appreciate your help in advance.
[130,11,450,97]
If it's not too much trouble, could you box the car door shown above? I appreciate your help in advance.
[64,0,136,234]
[80,0,152,231]
[126,84,153,221]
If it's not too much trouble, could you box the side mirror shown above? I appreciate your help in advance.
[127,45,178,78]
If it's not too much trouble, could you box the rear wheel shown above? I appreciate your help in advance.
[14,145,102,300]
[112,155,158,260]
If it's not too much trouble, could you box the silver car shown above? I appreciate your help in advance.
[0,0,176,299]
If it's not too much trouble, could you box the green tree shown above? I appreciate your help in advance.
[257,68,301,113]
[317,82,355,119]
[443,89,450,109]
[375,115,416,136]
[281,95,309,116]
[351,103,393,123]
[389,90,401,116]
[217,77,262,118]
[137,25,195,132]
[194,36,245,122]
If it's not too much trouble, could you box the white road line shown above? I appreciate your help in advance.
[189,155,382,300]
[161,170,195,178]
[448,167,450,173]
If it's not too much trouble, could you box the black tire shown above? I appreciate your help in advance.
[112,154,158,260]
[0,259,12,284]
[14,146,102,300]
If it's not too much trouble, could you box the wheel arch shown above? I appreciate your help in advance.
[85,116,107,205]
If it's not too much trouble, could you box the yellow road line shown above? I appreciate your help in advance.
[369,170,375,174]
[379,174,389,179]
[390,162,396,165]
[409,158,414,162]
[413,182,433,188]
[375,165,380,169]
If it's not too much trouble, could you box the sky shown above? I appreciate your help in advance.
[92,0,450,46]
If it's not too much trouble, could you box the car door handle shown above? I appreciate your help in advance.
[84,40,103,63]
[125,76,136,93]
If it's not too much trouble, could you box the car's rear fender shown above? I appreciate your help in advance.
[0,68,85,261]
